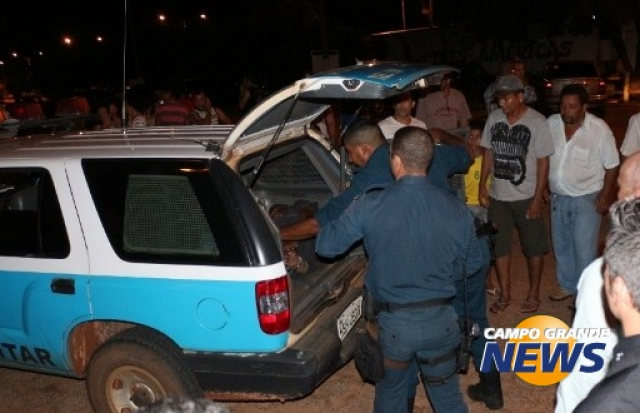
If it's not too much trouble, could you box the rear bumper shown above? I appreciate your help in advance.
[184,287,364,400]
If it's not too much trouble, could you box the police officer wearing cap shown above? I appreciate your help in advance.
[316,126,486,413]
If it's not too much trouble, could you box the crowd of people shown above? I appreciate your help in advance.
[89,76,266,131]
[291,58,640,413]
[5,57,640,413]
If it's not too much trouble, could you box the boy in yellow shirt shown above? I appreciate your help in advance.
[464,120,499,295]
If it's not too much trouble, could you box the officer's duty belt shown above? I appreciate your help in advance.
[376,296,453,313]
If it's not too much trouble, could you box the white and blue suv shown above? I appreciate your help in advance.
[0,62,454,412]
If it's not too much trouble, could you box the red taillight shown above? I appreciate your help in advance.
[598,80,607,95]
[256,276,290,334]
[544,82,553,95]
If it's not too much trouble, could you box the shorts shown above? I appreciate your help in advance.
[488,197,549,258]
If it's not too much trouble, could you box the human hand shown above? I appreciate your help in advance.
[595,191,613,214]
[542,188,550,203]
[479,185,490,208]
[526,197,543,219]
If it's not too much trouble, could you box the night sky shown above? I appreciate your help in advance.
[1,0,431,103]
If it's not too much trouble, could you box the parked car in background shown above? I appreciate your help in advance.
[538,60,607,117]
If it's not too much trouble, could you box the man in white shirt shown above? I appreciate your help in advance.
[555,151,640,413]
[620,112,640,158]
[378,92,426,140]
[547,84,619,302]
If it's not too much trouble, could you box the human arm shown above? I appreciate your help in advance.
[279,217,320,242]
[315,201,365,258]
[189,109,210,125]
[430,127,474,161]
[280,174,369,242]
[214,107,233,125]
[109,103,122,127]
[595,124,620,213]
[620,114,640,158]
[596,167,619,214]
[323,106,341,149]
[479,148,493,207]
[527,156,549,219]
[429,128,464,146]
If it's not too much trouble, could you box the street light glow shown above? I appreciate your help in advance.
[11,52,18,58]
[200,13,207,20]
[63,36,72,45]
[97,36,103,42]
[159,14,166,21]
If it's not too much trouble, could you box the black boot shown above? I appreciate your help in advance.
[468,371,504,409]
[407,396,415,413]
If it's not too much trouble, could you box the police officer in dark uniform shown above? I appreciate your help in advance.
[316,126,485,413]
[280,119,472,242]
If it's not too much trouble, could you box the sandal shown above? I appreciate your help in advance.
[490,300,511,314]
[486,286,501,297]
[520,300,540,313]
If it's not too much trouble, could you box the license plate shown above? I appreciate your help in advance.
[337,296,363,341]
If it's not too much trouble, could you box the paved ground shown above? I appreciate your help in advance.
[1,100,639,413]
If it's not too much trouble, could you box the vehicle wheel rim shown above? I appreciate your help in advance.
[106,365,167,413]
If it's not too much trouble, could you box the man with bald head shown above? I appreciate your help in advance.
[316,126,484,413]
[280,119,391,241]
[555,151,640,413]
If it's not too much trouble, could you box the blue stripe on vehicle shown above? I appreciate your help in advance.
[0,270,288,376]
[0,270,91,373]
[89,275,288,352]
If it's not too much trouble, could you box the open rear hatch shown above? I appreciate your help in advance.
[222,62,458,156]
[230,62,458,333]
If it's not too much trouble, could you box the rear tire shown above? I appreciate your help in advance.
[86,327,201,413]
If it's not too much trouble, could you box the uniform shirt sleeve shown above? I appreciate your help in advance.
[445,207,490,281]
[315,197,366,257]
[314,182,361,226]
[465,230,491,278]
[315,144,392,226]
[428,145,471,190]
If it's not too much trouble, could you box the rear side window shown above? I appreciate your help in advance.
[123,174,219,256]
[83,159,247,265]
[0,168,70,258]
